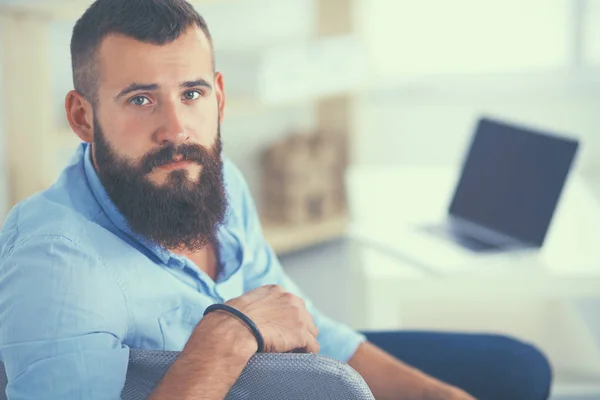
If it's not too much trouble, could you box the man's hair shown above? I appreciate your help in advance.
[71,0,213,103]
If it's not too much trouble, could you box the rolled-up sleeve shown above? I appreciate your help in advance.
[231,166,366,363]
[0,234,130,399]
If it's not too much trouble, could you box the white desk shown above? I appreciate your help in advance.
[345,165,600,398]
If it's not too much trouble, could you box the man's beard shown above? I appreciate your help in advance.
[93,118,228,252]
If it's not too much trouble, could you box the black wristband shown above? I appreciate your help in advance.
[203,303,265,353]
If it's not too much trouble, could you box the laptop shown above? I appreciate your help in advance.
[421,117,580,253]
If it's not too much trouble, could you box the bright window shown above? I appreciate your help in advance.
[360,0,570,78]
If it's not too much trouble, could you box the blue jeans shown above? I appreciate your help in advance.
[362,331,552,400]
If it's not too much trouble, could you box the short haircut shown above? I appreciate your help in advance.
[70,0,213,104]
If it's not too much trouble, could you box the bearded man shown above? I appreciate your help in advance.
[0,0,551,399]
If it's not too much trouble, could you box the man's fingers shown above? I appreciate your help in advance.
[233,285,321,355]
[304,334,320,354]
[306,317,319,340]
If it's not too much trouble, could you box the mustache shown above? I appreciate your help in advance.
[141,144,214,174]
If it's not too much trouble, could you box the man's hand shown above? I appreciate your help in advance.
[150,285,318,400]
[224,284,320,354]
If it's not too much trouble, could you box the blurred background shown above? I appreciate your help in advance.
[1,0,600,399]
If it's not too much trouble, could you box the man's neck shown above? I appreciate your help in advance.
[173,242,220,281]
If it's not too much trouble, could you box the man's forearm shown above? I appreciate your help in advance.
[348,341,473,400]
[148,347,250,400]
[149,312,257,400]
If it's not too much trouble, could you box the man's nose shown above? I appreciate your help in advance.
[155,104,189,146]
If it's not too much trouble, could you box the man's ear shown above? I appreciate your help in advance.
[65,90,94,143]
[214,72,225,124]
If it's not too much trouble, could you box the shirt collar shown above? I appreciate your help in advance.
[82,143,172,265]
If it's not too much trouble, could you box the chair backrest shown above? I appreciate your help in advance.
[1,350,374,400]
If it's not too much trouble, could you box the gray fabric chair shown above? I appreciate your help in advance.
[0,349,375,399]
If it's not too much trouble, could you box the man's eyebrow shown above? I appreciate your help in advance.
[181,79,212,90]
[115,83,159,100]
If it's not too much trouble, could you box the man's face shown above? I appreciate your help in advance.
[89,27,228,251]
[94,27,221,184]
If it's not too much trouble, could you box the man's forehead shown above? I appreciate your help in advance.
[97,27,213,85]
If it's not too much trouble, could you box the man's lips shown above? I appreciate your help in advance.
[154,154,194,171]
[156,160,194,171]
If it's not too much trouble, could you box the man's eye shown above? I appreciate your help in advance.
[183,90,201,101]
[130,96,150,106]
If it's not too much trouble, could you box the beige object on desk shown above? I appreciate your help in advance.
[260,131,347,224]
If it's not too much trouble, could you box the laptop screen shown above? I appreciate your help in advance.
[448,117,579,247]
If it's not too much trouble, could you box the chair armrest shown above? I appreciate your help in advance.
[1,350,375,400]
[123,349,375,400]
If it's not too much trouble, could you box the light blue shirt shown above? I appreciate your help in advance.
[0,143,365,399]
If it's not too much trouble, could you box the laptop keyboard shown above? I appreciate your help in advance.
[447,231,503,252]
[423,225,504,253]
